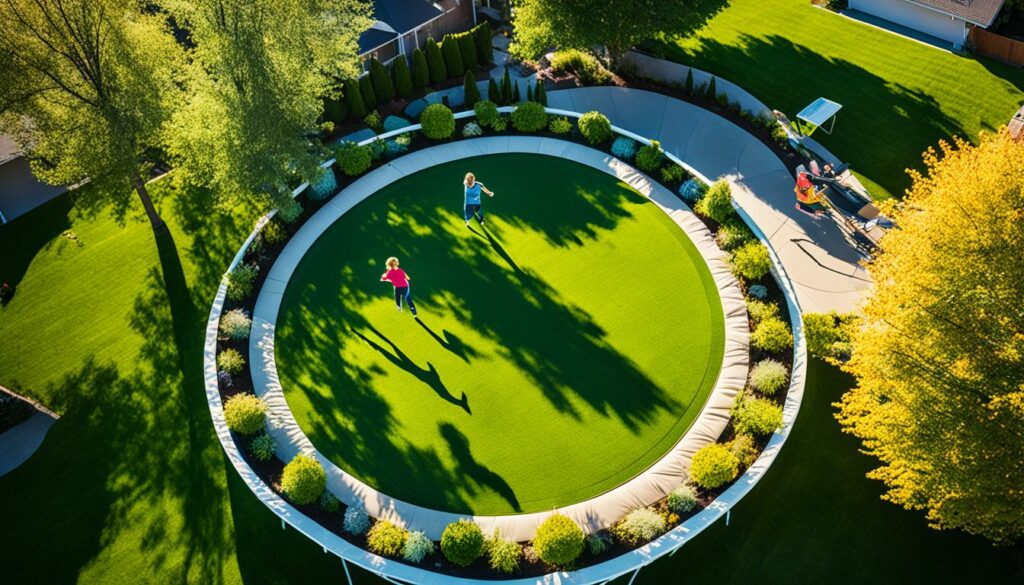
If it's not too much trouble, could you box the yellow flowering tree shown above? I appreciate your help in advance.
[837,130,1024,545]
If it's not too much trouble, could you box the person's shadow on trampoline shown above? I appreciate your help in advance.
[438,423,521,512]
[356,325,471,414]
[415,318,477,363]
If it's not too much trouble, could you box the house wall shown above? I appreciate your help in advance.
[849,0,968,45]
[0,157,66,223]
[361,38,400,71]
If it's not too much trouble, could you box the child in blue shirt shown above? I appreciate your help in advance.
[463,172,495,226]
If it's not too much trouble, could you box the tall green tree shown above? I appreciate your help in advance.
[425,38,447,84]
[488,77,502,105]
[393,57,413,99]
[163,0,372,204]
[458,33,478,71]
[0,0,184,231]
[410,48,430,89]
[838,131,1024,545]
[474,21,493,65]
[510,0,706,65]
[344,78,367,118]
[358,75,378,110]
[463,70,480,107]
[369,58,394,101]
[441,34,464,78]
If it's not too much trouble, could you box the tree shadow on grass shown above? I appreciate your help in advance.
[0,194,71,305]
[439,423,522,512]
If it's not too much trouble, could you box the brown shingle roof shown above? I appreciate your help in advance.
[906,0,1007,27]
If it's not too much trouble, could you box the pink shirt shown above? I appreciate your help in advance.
[382,268,409,288]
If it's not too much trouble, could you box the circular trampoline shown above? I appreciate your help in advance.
[273,153,726,516]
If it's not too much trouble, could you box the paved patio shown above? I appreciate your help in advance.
[546,87,872,314]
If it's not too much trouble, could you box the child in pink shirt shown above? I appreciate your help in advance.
[380,256,417,316]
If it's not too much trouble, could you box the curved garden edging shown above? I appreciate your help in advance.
[204,105,808,584]
[249,136,749,542]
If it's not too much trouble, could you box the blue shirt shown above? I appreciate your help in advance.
[464,182,482,205]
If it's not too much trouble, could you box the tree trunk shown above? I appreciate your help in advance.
[132,173,165,232]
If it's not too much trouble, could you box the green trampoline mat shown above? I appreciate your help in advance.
[275,153,725,515]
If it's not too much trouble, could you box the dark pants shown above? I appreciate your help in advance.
[394,286,416,313]
[464,203,484,223]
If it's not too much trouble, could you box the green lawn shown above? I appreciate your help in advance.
[653,0,1024,199]
[276,154,724,514]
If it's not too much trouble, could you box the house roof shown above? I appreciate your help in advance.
[373,0,443,35]
[905,0,1007,27]
[358,26,399,55]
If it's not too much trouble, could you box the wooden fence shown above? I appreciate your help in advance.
[970,26,1024,67]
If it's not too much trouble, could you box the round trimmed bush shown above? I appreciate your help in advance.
[343,505,370,534]
[635,140,663,173]
[578,111,612,145]
[549,116,572,135]
[336,141,372,177]
[403,531,435,563]
[695,180,735,224]
[441,519,484,566]
[491,117,507,132]
[420,103,455,139]
[280,454,326,505]
[532,514,584,566]
[715,221,753,251]
[729,432,759,467]
[660,164,687,185]
[667,485,698,514]
[610,136,638,159]
[748,283,769,299]
[511,101,547,132]
[486,533,522,574]
[731,240,772,280]
[750,359,789,395]
[318,490,340,513]
[473,99,499,127]
[226,263,258,301]
[751,315,793,353]
[690,443,740,489]
[746,299,780,324]
[219,308,251,340]
[367,520,409,558]
[217,348,245,375]
[249,433,276,462]
[223,393,266,435]
[275,194,302,224]
[733,396,784,436]
[614,507,666,545]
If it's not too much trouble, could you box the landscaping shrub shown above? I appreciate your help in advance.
[323,96,348,125]
[420,103,455,139]
[706,76,717,102]
[614,508,666,545]
[694,180,735,224]
[363,110,382,132]
[226,263,258,301]
[462,121,483,137]
[690,443,740,489]
[458,32,477,71]
[730,240,772,280]
[733,395,784,436]
[491,116,507,132]
[343,505,370,534]
[635,140,663,173]
[474,21,492,65]
[610,136,637,159]
[585,531,612,555]
[549,116,572,135]
[512,80,521,102]
[217,348,245,375]
[336,142,372,177]
[224,394,266,435]
[463,70,480,106]
[369,58,394,101]
[487,77,501,104]
[382,115,411,133]
[678,177,706,204]
[751,315,793,353]
[578,111,612,145]
[308,167,337,201]
[217,370,233,389]
[804,311,856,364]
[749,359,789,395]
[220,308,251,340]
[668,485,698,514]
[402,531,435,563]
[249,433,276,462]
[367,520,409,558]
[746,298,780,324]
[660,164,687,185]
[441,519,484,566]
[367,138,386,160]
[535,81,547,106]
[358,76,377,109]
[385,134,412,157]
[425,38,446,83]
[532,514,584,566]
[280,454,326,505]
[511,101,547,132]
[486,531,522,574]
[318,490,340,512]
[729,432,759,467]
[254,219,287,251]
[410,48,429,90]
[684,68,694,95]
[549,49,612,85]
[715,220,754,251]
[748,284,768,299]
[275,194,302,224]
[500,67,512,104]
[392,57,413,98]
[771,123,790,148]
[441,34,464,78]
[343,78,366,119]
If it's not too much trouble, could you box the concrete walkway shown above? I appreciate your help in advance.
[547,87,871,313]
[0,411,56,476]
